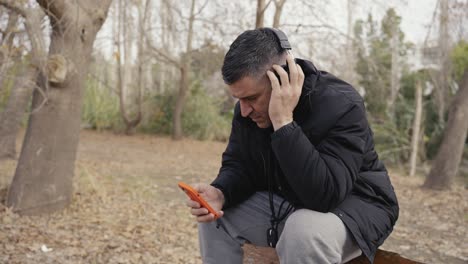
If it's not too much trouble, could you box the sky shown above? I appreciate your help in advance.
[398,0,438,44]
[319,0,439,44]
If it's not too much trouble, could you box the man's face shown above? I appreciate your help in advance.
[229,76,272,128]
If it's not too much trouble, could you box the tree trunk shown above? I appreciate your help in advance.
[0,12,19,94]
[1,12,19,46]
[255,0,266,28]
[434,0,450,125]
[6,0,112,215]
[0,6,45,160]
[172,0,195,140]
[423,70,468,189]
[388,22,400,116]
[272,0,286,28]
[341,0,357,86]
[131,0,151,133]
[116,0,142,135]
[0,65,38,159]
[173,66,188,139]
[409,80,423,177]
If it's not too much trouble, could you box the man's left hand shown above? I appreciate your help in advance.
[267,53,305,131]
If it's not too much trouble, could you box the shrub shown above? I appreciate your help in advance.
[141,83,230,141]
[81,77,122,131]
[371,115,411,165]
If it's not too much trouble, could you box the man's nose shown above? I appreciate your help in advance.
[239,100,253,117]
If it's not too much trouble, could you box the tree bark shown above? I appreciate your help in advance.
[0,65,38,159]
[0,6,46,160]
[423,70,468,189]
[0,11,19,94]
[409,80,423,177]
[6,0,112,215]
[172,0,196,140]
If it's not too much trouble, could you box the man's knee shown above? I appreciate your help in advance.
[278,209,331,247]
[276,209,353,263]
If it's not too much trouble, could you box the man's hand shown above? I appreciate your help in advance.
[185,183,225,222]
[267,53,305,131]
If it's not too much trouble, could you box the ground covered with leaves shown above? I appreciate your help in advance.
[0,130,467,263]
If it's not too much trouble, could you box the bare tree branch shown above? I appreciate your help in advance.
[262,0,274,13]
[194,0,209,17]
[0,29,26,41]
[35,0,65,18]
[76,0,113,22]
[422,0,439,48]
[0,1,51,117]
[88,72,118,95]
[282,23,355,41]
[34,0,66,23]
[0,0,28,18]
[146,38,181,68]
[1,11,19,46]
[163,0,183,19]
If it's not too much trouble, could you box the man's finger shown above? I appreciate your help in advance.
[186,199,200,208]
[192,183,203,192]
[197,213,215,222]
[191,207,209,216]
[286,53,297,87]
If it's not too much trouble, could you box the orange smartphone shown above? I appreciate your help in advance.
[178,182,220,220]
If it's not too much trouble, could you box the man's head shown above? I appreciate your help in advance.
[222,28,288,128]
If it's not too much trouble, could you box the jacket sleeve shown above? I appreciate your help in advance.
[211,107,255,209]
[271,102,367,212]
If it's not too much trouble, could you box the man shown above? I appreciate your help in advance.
[185,28,399,264]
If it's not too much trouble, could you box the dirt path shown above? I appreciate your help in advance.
[0,130,467,263]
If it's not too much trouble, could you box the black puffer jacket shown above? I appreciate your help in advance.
[211,59,399,263]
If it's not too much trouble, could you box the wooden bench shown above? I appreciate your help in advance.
[242,243,424,264]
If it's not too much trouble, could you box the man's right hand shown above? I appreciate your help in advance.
[185,183,225,222]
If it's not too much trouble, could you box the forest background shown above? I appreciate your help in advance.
[0,0,467,263]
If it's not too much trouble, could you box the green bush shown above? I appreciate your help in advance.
[140,92,174,135]
[81,77,122,131]
[371,115,411,165]
[141,83,230,141]
[451,40,468,82]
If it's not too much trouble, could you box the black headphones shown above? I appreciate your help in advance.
[268,28,292,51]
[265,28,293,84]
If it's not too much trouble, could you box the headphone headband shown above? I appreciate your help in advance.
[269,28,291,50]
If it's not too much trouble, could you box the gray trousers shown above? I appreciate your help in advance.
[198,192,361,264]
